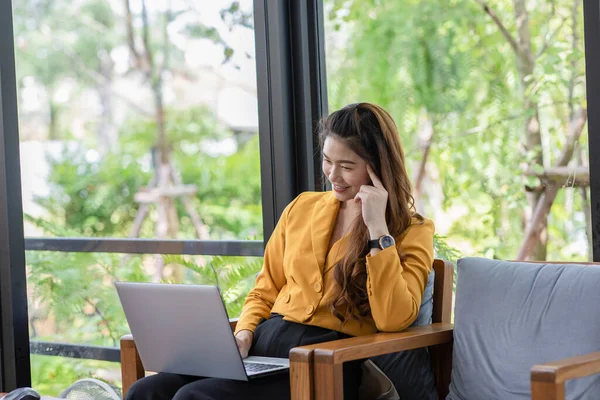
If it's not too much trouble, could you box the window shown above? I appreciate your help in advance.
[324,0,593,262]
[16,0,262,242]
[12,0,262,394]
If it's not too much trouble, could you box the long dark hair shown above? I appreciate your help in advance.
[318,102,421,324]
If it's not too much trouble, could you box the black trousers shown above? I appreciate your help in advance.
[124,314,362,400]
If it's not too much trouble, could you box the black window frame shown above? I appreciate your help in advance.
[1,0,30,388]
[583,0,600,262]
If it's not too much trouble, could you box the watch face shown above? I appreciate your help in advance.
[380,235,395,249]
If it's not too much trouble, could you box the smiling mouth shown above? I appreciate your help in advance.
[333,184,349,192]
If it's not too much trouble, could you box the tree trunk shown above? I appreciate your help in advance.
[150,66,180,281]
[171,168,210,240]
[153,162,171,281]
[127,0,201,282]
[513,0,547,260]
[153,77,169,164]
[479,0,549,259]
[48,96,59,140]
[516,108,587,260]
[413,110,434,213]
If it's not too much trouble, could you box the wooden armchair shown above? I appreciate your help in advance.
[530,352,600,400]
[120,259,454,399]
[289,259,454,400]
[292,259,600,400]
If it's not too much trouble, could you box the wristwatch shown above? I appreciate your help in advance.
[368,234,395,250]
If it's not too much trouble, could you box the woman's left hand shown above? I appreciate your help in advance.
[235,330,254,359]
[354,165,389,238]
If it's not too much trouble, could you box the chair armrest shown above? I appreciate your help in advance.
[229,318,238,331]
[120,334,144,397]
[290,323,454,400]
[289,346,315,400]
[531,351,600,400]
[297,322,453,363]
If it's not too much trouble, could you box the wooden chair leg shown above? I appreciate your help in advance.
[313,350,344,400]
[429,341,453,400]
[120,334,145,396]
[531,381,565,400]
[290,348,314,400]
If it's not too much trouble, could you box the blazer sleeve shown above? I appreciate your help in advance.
[234,196,300,335]
[365,218,435,332]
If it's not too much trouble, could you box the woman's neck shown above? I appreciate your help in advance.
[339,199,359,213]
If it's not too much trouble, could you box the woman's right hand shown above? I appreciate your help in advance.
[235,329,254,358]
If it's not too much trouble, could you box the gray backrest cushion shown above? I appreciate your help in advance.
[415,268,435,326]
[447,257,600,400]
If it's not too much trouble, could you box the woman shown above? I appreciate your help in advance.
[125,102,436,400]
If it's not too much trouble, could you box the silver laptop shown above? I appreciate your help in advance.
[115,282,289,380]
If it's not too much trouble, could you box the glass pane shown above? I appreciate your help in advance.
[31,356,120,397]
[324,0,591,262]
[13,0,261,394]
[15,0,262,242]
[26,250,263,395]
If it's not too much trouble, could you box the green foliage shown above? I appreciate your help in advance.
[433,235,461,264]
[220,1,254,30]
[23,102,263,389]
[24,216,140,388]
[31,106,263,240]
[26,249,147,346]
[32,146,151,237]
[163,255,263,318]
[31,356,120,397]
[14,0,121,139]
[326,0,590,262]
[121,107,263,239]
[328,0,475,132]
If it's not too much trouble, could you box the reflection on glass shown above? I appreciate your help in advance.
[324,0,590,262]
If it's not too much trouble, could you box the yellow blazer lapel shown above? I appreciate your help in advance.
[311,192,339,271]
[323,235,349,274]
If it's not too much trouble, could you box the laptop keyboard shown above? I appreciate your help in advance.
[244,361,284,373]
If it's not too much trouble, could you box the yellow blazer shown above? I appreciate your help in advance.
[234,191,435,337]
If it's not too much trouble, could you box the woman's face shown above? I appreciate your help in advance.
[322,136,371,204]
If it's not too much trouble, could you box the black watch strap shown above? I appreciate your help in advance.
[368,235,395,249]
[368,239,380,249]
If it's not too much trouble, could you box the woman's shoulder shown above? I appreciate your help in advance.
[287,191,333,211]
[296,191,332,201]
[279,191,334,221]
[403,214,435,237]
[410,214,434,228]
[391,215,434,249]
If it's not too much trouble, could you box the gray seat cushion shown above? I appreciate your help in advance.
[447,257,600,400]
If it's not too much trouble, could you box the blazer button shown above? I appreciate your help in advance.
[313,282,322,293]
[305,305,315,314]
[284,293,291,303]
